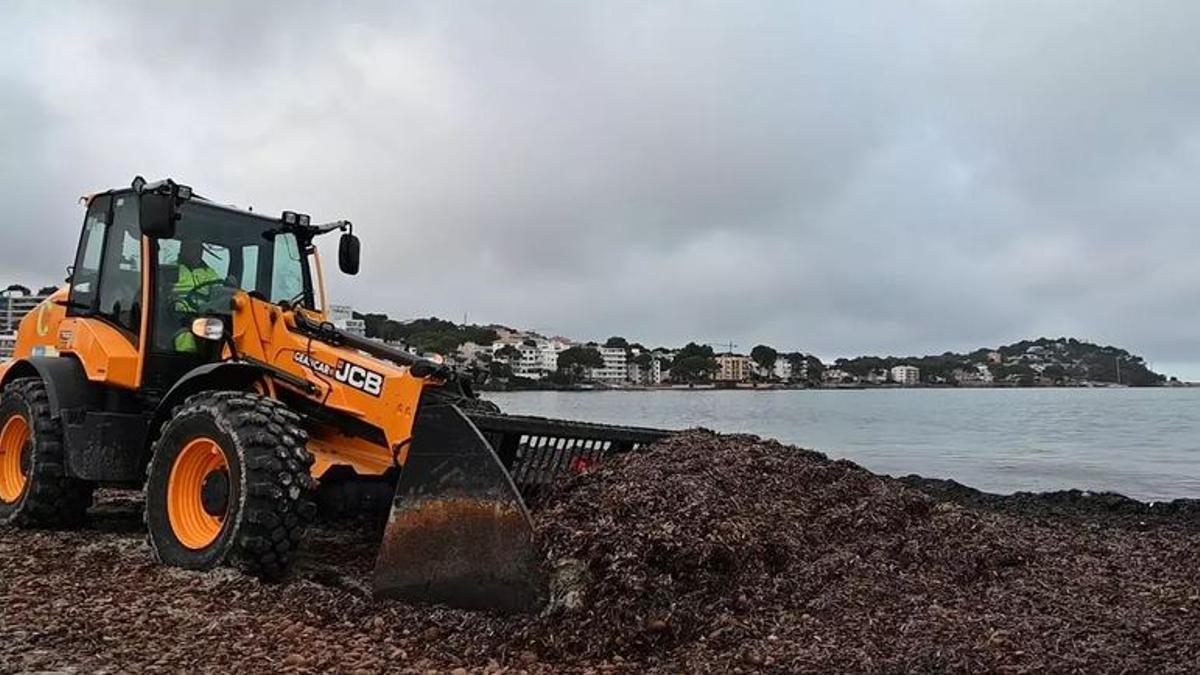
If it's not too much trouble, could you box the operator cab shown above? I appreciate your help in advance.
[65,177,359,397]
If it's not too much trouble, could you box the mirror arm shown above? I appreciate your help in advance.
[310,220,353,236]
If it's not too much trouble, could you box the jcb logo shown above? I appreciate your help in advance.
[293,352,385,398]
[335,360,384,397]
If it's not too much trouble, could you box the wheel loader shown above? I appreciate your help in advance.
[0,177,669,612]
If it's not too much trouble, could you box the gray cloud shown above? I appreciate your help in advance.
[3,0,1199,377]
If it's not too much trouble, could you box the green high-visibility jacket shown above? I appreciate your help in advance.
[172,264,221,352]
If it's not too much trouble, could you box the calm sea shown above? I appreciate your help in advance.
[484,388,1200,501]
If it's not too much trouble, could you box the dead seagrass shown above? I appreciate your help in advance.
[3,430,1199,673]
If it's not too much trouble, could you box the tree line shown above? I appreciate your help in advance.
[350,314,1165,387]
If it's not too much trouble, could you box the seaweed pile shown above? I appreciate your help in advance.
[1,431,1198,673]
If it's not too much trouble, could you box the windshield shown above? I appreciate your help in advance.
[151,201,313,352]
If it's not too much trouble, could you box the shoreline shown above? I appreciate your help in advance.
[483,381,1194,392]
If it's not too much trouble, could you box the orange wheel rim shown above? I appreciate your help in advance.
[0,414,30,503]
[167,437,230,549]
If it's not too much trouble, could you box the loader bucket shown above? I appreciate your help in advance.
[373,404,546,613]
[373,401,673,613]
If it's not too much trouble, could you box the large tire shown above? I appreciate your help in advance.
[144,391,317,580]
[0,379,94,527]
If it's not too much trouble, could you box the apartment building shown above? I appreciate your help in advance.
[0,333,16,361]
[2,288,54,332]
[487,337,574,380]
[773,359,793,381]
[626,351,665,385]
[538,339,572,374]
[327,305,366,337]
[590,346,628,384]
[456,341,491,364]
[511,343,544,378]
[824,368,853,384]
[1,287,55,359]
[715,353,752,382]
[890,364,920,386]
[954,364,995,385]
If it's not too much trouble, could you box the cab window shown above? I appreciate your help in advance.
[152,239,231,352]
[240,245,260,292]
[270,234,306,304]
[95,195,143,337]
[68,195,112,312]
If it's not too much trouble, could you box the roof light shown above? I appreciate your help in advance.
[280,211,312,226]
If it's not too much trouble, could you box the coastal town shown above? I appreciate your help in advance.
[0,285,1171,389]
[339,306,1171,389]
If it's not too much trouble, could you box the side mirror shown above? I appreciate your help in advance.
[339,233,361,275]
[136,177,192,239]
[140,191,178,239]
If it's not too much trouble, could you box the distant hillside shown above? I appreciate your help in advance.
[835,337,1166,387]
[346,311,1168,388]
[353,313,500,355]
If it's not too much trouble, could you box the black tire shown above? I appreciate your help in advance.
[144,391,317,580]
[0,379,94,527]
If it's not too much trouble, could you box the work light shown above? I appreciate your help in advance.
[191,317,225,341]
[281,211,312,227]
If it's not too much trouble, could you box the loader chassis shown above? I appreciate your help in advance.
[0,177,671,612]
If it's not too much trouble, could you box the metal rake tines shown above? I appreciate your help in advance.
[511,434,616,487]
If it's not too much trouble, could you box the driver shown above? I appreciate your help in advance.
[171,239,222,352]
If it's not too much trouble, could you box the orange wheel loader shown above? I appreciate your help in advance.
[0,177,669,612]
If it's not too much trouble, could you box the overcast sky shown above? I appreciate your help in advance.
[3,1,1200,377]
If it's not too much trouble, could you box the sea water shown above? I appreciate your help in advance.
[485,387,1200,501]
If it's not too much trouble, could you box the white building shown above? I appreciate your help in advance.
[455,341,492,367]
[651,351,677,383]
[633,353,672,384]
[769,359,792,381]
[0,333,16,361]
[954,364,994,386]
[824,368,853,384]
[2,288,54,335]
[891,365,920,386]
[489,338,571,380]
[511,343,543,379]
[626,351,665,385]
[649,358,665,384]
[591,346,628,384]
[0,287,55,360]
[784,357,814,382]
[966,364,995,384]
[626,361,644,384]
[539,340,572,374]
[327,305,366,336]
